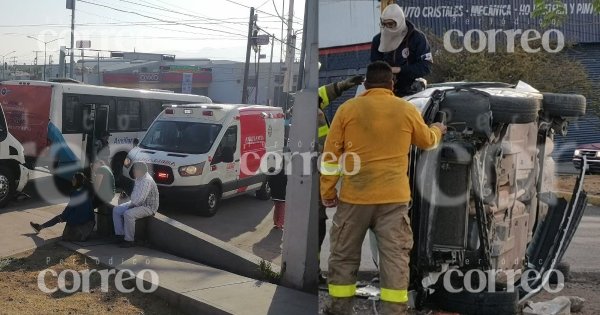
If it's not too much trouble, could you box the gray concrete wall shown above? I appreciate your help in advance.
[147,213,280,280]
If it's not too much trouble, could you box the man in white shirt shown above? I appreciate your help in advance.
[113,162,159,247]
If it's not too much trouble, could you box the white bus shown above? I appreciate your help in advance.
[0,80,211,180]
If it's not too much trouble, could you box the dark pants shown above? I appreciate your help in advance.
[41,215,63,229]
[42,215,95,242]
[318,204,327,253]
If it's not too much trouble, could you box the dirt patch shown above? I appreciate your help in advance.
[529,272,600,315]
[0,244,182,315]
[555,174,600,196]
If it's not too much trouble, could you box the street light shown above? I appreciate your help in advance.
[26,36,63,80]
[1,50,15,81]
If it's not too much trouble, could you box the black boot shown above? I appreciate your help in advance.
[30,222,42,233]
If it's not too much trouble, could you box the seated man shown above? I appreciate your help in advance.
[30,173,95,241]
[113,162,159,247]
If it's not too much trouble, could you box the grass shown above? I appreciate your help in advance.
[0,244,183,315]
[258,259,281,284]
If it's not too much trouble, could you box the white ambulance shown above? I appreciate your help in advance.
[0,104,29,207]
[122,104,285,216]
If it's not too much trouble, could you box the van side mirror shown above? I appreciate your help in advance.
[133,138,139,147]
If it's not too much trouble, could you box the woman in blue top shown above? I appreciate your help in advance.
[30,172,95,241]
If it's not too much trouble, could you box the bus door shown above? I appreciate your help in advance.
[81,103,109,167]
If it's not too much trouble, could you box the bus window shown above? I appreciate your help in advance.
[116,99,141,131]
[63,95,81,133]
[141,100,163,129]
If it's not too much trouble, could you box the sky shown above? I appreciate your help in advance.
[0,0,305,65]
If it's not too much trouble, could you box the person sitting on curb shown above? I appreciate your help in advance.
[112,162,159,248]
[92,159,116,209]
[30,172,95,241]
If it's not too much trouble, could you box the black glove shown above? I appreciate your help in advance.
[338,75,364,91]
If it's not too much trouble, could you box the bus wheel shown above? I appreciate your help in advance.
[0,166,15,208]
[198,185,220,217]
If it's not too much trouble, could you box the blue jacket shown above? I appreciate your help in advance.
[371,21,433,96]
[61,188,95,225]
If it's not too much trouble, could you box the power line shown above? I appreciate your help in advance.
[75,9,247,40]
[223,0,302,25]
[114,0,250,33]
[78,0,247,38]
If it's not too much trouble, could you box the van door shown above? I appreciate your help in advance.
[238,111,267,192]
[81,103,110,167]
[0,105,7,143]
[210,124,240,197]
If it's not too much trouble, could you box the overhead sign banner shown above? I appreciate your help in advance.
[255,35,270,45]
[76,40,91,48]
[161,65,205,73]
[181,73,193,94]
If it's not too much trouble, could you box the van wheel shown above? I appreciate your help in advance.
[255,181,271,200]
[431,286,519,315]
[542,93,586,117]
[0,166,16,208]
[489,94,541,124]
[199,185,220,217]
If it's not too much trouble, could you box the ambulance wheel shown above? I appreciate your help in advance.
[0,166,15,208]
[255,181,271,200]
[199,185,220,217]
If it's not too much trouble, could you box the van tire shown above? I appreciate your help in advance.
[542,93,586,117]
[0,166,15,208]
[198,185,220,217]
[255,181,271,200]
[489,95,540,124]
[431,287,519,315]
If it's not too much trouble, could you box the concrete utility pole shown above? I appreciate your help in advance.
[255,45,261,104]
[296,3,309,90]
[242,7,256,104]
[267,35,275,105]
[68,0,76,79]
[280,0,319,296]
[282,0,296,94]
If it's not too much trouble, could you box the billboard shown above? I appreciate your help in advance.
[319,0,600,48]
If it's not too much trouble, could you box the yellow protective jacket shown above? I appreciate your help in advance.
[320,88,442,204]
[317,83,342,151]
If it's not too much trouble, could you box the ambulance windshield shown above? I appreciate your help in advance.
[140,120,222,154]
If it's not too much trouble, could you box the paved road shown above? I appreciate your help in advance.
[1,171,281,264]
[563,204,600,272]
[319,204,600,274]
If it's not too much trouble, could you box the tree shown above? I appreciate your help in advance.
[533,0,600,27]
[425,34,596,114]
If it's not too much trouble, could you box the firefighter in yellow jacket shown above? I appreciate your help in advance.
[321,61,446,315]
